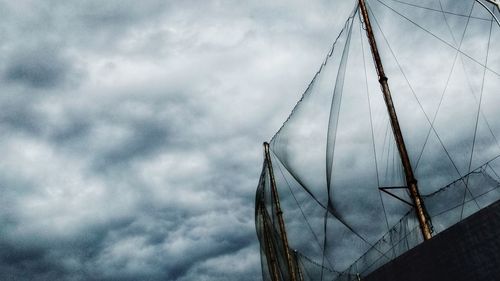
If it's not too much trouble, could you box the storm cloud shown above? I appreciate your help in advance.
[0,0,357,280]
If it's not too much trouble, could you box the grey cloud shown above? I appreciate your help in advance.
[4,46,77,89]
[0,0,361,280]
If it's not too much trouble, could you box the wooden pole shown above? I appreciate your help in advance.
[294,250,304,281]
[261,204,281,281]
[264,142,297,281]
[358,0,432,240]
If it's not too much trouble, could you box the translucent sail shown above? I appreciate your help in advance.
[256,0,500,280]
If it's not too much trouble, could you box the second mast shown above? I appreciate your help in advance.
[358,0,433,240]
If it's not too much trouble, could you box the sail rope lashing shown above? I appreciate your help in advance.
[358,11,391,235]
[372,0,500,77]
[271,152,335,271]
[270,7,360,144]
[462,13,494,218]
[366,0,481,211]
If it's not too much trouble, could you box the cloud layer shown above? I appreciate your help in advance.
[0,0,356,280]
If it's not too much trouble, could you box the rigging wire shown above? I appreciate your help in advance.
[462,12,494,219]
[296,251,340,274]
[374,0,500,78]
[431,184,500,218]
[422,154,500,197]
[388,0,491,21]
[358,11,391,235]
[414,0,475,171]
[366,0,481,210]
[417,0,500,170]
[475,0,500,27]
[487,162,500,182]
[381,120,390,184]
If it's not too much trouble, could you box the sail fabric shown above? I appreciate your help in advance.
[257,0,500,280]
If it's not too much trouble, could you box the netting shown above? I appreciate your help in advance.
[256,0,500,280]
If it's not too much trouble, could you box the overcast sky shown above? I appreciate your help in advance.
[2,0,499,280]
[0,1,358,280]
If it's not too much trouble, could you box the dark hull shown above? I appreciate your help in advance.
[364,199,500,281]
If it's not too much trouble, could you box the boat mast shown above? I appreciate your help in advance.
[264,142,298,281]
[261,204,281,281]
[358,0,433,240]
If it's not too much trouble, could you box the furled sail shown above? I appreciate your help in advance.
[256,0,500,280]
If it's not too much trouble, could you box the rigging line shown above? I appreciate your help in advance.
[373,0,500,78]
[438,0,459,44]
[271,152,335,270]
[367,1,467,183]
[382,121,390,182]
[367,0,481,216]
[431,184,500,218]
[462,14,494,219]
[392,134,397,183]
[487,163,500,182]
[484,164,500,185]
[340,209,415,275]
[422,154,500,197]
[384,127,391,182]
[475,0,500,27]
[270,6,359,143]
[414,0,475,170]
[460,65,500,155]
[388,0,491,21]
[438,0,500,156]
[296,251,340,274]
[358,11,391,234]
[359,226,420,275]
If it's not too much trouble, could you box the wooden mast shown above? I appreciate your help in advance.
[358,0,433,240]
[261,204,281,281]
[264,142,298,281]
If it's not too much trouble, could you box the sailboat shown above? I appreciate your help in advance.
[255,0,500,280]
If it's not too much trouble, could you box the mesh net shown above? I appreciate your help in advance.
[256,0,500,280]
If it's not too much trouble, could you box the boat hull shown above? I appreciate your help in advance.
[364,199,500,281]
